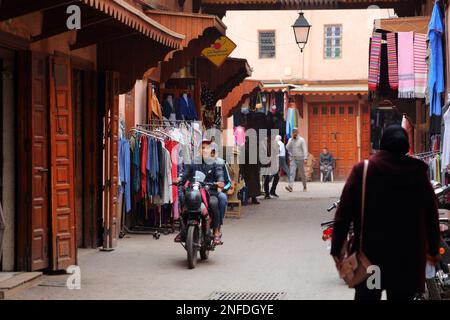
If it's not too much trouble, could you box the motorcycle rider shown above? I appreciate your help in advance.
[175,138,225,245]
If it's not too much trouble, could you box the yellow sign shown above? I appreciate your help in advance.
[201,36,237,67]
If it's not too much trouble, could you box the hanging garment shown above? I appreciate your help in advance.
[201,84,215,110]
[178,96,198,121]
[234,126,246,146]
[165,140,179,219]
[398,32,415,98]
[148,138,160,197]
[379,34,391,96]
[151,91,163,119]
[414,33,428,98]
[428,2,445,116]
[119,138,131,213]
[386,33,398,90]
[160,146,173,204]
[368,32,382,91]
[140,136,148,198]
[132,135,141,193]
[283,92,289,121]
[401,115,414,154]
[442,108,450,171]
[285,108,298,140]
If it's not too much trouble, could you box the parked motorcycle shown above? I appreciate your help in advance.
[178,171,217,269]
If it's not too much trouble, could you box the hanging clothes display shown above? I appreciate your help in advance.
[398,32,415,98]
[414,33,428,98]
[386,32,398,90]
[428,2,445,116]
[285,108,298,140]
[119,137,131,214]
[442,108,450,172]
[368,32,382,91]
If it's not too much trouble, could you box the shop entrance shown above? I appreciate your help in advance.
[308,103,358,179]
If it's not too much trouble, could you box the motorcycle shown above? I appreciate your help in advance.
[178,171,217,269]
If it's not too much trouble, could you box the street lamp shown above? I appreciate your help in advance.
[292,12,311,52]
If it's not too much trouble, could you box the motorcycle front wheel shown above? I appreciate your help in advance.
[187,225,199,269]
[424,278,442,300]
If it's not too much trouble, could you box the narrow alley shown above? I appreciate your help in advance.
[9,182,351,300]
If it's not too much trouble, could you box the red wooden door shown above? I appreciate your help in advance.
[49,54,77,270]
[103,71,119,249]
[30,52,50,270]
[308,103,358,179]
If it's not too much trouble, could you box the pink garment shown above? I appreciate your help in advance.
[165,140,179,219]
[234,126,246,145]
[398,32,415,98]
[283,92,289,121]
[401,115,414,155]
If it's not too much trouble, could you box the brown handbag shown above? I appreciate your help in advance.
[337,160,373,288]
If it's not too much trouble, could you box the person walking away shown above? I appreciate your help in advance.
[320,147,335,182]
[276,135,289,180]
[331,125,441,300]
[262,136,280,199]
[285,128,307,192]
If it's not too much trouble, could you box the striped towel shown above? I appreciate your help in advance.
[414,33,428,98]
[386,33,398,90]
[368,32,382,91]
[398,32,415,98]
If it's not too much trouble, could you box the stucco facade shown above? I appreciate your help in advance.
[223,8,394,81]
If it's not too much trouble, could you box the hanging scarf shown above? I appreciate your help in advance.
[398,32,415,98]
[386,33,398,90]
[368,32,382,91]
[414,32,428,98]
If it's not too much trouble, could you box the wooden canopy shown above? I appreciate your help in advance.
[196,57,253,105]
[145,10,227,83]
[221,79,262,118]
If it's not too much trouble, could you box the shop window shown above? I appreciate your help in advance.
[259,30,276,59]
[330,107,336,115]
[322,107,327,115]
[339,106,345,114]
[348,107,354,114]
[324,25,342,59]
[313,107,318,115]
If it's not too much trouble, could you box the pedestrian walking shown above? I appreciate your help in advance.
[262,136,280,199]
[331,125,441,300]
[276,135,289,178]
[285,128,307,192]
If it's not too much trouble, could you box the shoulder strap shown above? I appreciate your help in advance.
[360,159,369,252]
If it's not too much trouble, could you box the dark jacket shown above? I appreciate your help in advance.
[331,150,440,292]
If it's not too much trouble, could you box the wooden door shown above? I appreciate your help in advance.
[308,103,358,180]
[72,69,83,248]
[30,52,50,270]
[103,71,120,250]
[49,54,76,270]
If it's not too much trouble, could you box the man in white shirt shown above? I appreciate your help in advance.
[276,135,289,177]
[285,128,308,192]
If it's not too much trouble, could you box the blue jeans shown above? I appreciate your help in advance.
[217,191,228,226]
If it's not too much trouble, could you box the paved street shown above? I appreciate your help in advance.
[10,181,354,300]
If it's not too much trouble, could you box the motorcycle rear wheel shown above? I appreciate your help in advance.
[187,225,199,269]
[425,278,442,300]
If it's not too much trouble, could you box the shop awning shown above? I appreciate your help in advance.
[222,79,262,118]
[374,16,430,34]
[261,83,296,93]
[196,57,253,105]
[144,10,227,83]
[289,84,368,96]
[1,0,184,48]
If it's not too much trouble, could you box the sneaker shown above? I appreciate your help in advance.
[285,186,293,192]
[270,193,279,198]
[264,194,272,199]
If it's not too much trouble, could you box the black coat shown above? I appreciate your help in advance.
[180,158,224,186]
[331,150,440,292]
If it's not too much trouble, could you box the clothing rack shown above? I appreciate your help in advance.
[410,151,441,159]
[121,127,175,238]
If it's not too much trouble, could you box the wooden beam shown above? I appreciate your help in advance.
[70,27,137,51]
[0,0,76,21]
[32,15,113,42]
